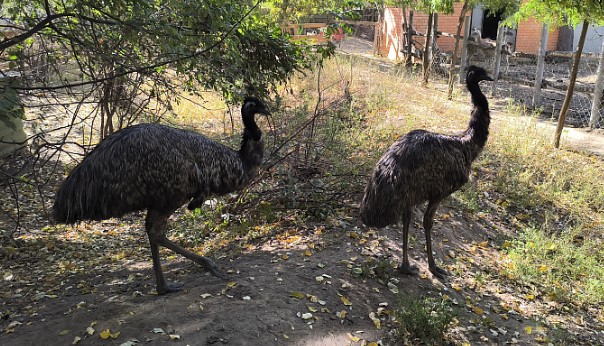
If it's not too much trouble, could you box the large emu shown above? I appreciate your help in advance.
[360,66,492,279]
[53,97,270,294]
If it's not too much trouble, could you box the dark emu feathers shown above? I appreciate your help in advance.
[360,66,493,279]
[53,97,270,294]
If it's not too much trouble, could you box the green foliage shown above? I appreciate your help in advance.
[0,79,25,129]
[2,0,328,104]
[395,295,456,345]
[508,0,604,28]
[504,227,604,305]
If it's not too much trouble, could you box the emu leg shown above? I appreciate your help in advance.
[424,199,447,279]
[156,237,224,279]
[398,208,418,275]
[145,210,184,294]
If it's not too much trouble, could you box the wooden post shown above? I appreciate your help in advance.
[491,23,505,96]
[459,16,471,83]
[406,11,414,66]
[373,12,382,55]
[431,13,439,63]
[447,0,469,100]
[554,19,589,148]
[422,12,434,86]
[400,7,408,62]
[533,24,549,107]
[589,38,604,129]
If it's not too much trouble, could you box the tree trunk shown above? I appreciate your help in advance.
[533,24,549,107]
[447,1,469,100]
[491,23,505,96]
[278,0,290,30]
[422,11,434,86]
[459,15,471,84]
[553,19,589,148]
[589,38,604,129]
[400,7,408,62]
[406,11,414,66]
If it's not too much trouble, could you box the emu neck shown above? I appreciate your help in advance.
[464,81,490,160]
[239,112,263,171]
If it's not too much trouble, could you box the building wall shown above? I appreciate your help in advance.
[380,5,567,59]
[515,17,559,54]
[380,4,467,60]
[573,23,604,53]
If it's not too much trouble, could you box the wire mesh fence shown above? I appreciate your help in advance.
[469,51,604,129]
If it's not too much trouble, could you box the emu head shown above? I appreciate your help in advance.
[241,97,270,141]
[466,65,493,84]
[242,97,270,118]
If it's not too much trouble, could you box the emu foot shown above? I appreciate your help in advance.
[156,282,185,295]
[429,265,448,279]
[398,263,419,276]
[197,257,225,279]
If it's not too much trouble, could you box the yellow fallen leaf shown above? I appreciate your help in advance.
[285,235,301,244]
[281,254,289,260]
[336,310,347,318]
[534,336,548,343]
[110,331,120,339]
[369,312,381,329]
[72,336,81,345]
[347,333,360,342]
[340,296,352,306]
[349,232,360,239]
[525,294,535,301]
[472,306,484,315]
[368,343,379,346]
[227,281,237,288]
[479,241,489,248]
[503,240,511,249]
[99,329,111,340]
[59,329,70,336]
[524,326,533,335]
[304,249,312,257]
[290,291,305,299]
[308,306,318,312]
[86,326,95,335]
[451,283,462,291]
[308,295,319,302]
[538,265,548,273]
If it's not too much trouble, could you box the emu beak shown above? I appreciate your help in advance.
[484,76,494,82]
[258,107,271,116]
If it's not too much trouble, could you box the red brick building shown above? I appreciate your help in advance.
[379,4,563,60]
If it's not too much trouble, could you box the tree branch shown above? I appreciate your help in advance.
[0,13,74,51]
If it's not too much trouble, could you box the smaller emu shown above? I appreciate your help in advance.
[360,66,493,278]
[53,97,270,294]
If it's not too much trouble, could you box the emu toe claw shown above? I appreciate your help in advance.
[398,263,419,276]
[430,266,448,279]
[199,258,225,279]
[157,282,184,295]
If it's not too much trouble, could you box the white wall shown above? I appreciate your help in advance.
[574,23,604,53]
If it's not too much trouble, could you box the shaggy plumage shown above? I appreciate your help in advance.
[53,97,270,294]
[360,66,492,278]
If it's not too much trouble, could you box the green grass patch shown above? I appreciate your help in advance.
[504,226,604,305]
[395,295,456,345]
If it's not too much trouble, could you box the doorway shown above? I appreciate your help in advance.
[482,9,503,40]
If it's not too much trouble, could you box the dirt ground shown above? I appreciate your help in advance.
[2,37,604,345]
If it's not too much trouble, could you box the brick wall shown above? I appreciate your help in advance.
[380,4,467,60]
[515,17,559,54]
[380,5,562,59]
